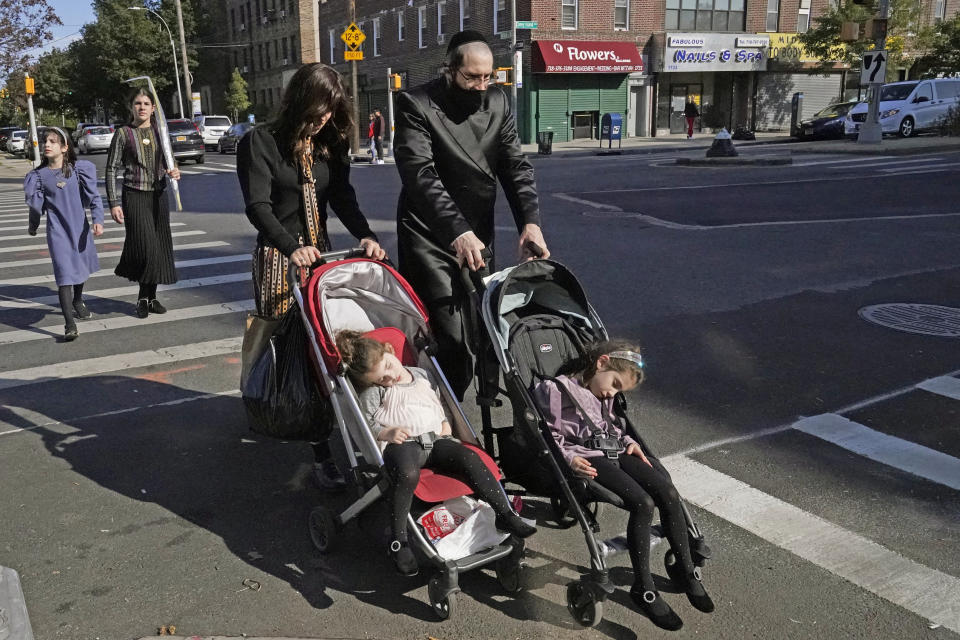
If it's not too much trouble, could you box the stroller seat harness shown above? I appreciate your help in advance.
[541,374,624,461]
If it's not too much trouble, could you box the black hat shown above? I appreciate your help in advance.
[446,30,488,54]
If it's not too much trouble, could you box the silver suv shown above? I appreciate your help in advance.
[193,115,233,149]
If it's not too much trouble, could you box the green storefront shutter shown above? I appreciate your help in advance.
[568,75,600,112]
[599,75,628,119]
[537,75,571,143]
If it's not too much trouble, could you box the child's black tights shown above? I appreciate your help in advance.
[591,454,694,592]
[138,282,157,300]
[383,438,513,543]
[57,283,84,328]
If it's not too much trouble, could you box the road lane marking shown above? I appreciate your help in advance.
[0,222,187,241]
[0,299,254,345]
[0,389,242,436]
[0,253,251,287]
[0,241,229,268]
[0,337,242,391]
[664,454,960,632]
[793,414,960,491]
[0,272,250,310]
[916,376,960,401]
[791,156,894,167]
[878,163,960,175]
[552,193,622,211]
[0,230,205,254]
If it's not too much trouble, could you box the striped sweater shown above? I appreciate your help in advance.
[104,123,167,207]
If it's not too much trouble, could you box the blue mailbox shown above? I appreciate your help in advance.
[600,112,622,150]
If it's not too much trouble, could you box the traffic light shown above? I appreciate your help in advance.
[24,77,34,95]
[389,73,402,91]
[0,88,8,99]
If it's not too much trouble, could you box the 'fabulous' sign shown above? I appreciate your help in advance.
[661,33,768,72]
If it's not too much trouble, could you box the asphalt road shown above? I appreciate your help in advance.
[1,143,959,640]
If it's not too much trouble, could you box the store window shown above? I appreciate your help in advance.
[562,0,578,29]
[614,0,629,29]
[797,0,810,32]
[666,0,745,31]
[766,0,779,32]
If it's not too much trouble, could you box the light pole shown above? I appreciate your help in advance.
[128,6,184,117]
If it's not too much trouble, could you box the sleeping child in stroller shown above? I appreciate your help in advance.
[335,330,537,577]
[533,339,714,631]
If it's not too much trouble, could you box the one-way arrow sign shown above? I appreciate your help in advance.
[861,50,887,85]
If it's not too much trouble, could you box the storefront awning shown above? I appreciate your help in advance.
[532,40,644,74]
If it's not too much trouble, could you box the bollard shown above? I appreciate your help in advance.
[705,128,738,158]
[0,567,34,640]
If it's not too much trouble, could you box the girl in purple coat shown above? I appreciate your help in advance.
[24,128,104,341]
[533,339,713,631]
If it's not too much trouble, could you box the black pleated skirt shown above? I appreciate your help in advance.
[114,187,178,285]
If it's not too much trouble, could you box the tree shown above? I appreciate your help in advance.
[795,0,928,80]
[224,68,250,122]
[31,48,73,115]
[913,14,960,77]
[0,0,61,77]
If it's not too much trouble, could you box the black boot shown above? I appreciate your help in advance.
[389,540,418,576]
[630,587,683,631]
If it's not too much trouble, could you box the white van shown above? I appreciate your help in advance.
[845,78,960,137]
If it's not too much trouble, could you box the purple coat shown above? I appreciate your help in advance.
[24,161,103,286]
[533,375,637,465]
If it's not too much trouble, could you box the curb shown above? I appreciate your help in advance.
[524,137,790,160]
[675,156,792,166]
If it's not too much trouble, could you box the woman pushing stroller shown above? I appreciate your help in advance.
[336,330,536,576]
[534,339,714,631]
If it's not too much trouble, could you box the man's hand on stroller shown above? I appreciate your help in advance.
[518,224,550,262]
[290,245,323,267]
[570,456,598,479]
[626,443,653,468]
[378,427,412,444]
[451,231,487,271]
[360,237,387,260]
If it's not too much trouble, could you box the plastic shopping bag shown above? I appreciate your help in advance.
[242,308,332,441]
[421,496,511,561]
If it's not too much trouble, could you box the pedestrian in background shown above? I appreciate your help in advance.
[393,30,549,399]
[105,88,181,319]
[684,101,700,139]
[373,108,386,164]
[237,62,386,490]
[24,127,104,341]
[367,112,376,161]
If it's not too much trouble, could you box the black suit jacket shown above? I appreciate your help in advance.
[394,77,540,302]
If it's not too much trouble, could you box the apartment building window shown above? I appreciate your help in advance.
[255,0,261,28]
[233,50,239,70]
[418,6,427,48]
[373,17,381,56]
[765,0,779,32]
[460,0,470,30]
[934,0,945,21]
[258,44,264,70]
[666,0,745,31]
[438,2,446,37]
[398,10,405,40]
[230,8,236,36]
[797,0,810,32]
[614,0,629,29]
[282,37,288,64]
[329,29,336,63]
[357,21,365,51]
[495,0,508,33]
[561,0,577,29]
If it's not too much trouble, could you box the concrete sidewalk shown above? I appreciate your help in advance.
[0,154,32,180]
[520,131,792,158]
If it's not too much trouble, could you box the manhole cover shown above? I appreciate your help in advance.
[858,304,960,337]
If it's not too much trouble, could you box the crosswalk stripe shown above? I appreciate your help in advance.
[0,299,254,345]
[0,253,250,287]
[0,240,229,268]
[916,376,960,401]
[0,272,250,310]
[878,164,960,175]
[793,156,894,167]
[793,414,960,491]
[0,337,242,391]
[180,165,236,174]
[0,222,187,242]
[665,454,960,633]
[844,157,948,171]
[0,230,205,254]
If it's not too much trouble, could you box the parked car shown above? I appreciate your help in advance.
[193,114,232,149]
[217,122,254,154]
[6,129,27,154]
[77,125,114,154]
[167,118,205,164]
[72,122,106,143]
[0,126,19,151]
[795,101,861,140]
[845,78,960,138]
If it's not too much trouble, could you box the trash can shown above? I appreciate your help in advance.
[536,130,553,155]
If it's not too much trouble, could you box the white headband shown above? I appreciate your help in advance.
[608,350,644,369]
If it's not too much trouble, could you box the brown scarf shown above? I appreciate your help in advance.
[299,138,329,251]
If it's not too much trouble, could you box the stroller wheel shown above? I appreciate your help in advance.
[495,558,527,594]
[308,506,339,553]
[566,581,603,627]
[428,575,457,620]
[550,496,577,529]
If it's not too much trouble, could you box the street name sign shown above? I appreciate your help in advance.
[861,50,887,85]
[340,23,366,50]
[515,21,538,29]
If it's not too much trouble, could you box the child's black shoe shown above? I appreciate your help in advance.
[389,540,418,576]
[72,301,91,319]
[684,567,714,613]
[495,514,537,539]
[630,587,683,631]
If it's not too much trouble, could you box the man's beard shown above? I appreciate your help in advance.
[450,83,485,112]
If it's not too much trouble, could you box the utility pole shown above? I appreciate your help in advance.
[173,0,193,116]
[349,0,360,154]
[510,0,518,118]
[387,67,395,157]
[857,0,889,144]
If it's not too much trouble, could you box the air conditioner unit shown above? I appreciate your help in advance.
[437,33,446,44]
[280,9,286,18]
[282,57,289,65]
[239,23,246,31]
[242,65,249,72]
[261,15,269,24]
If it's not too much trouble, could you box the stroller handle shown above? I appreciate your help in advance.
[523,240,545,258]
[459,248,494,296]
[287,247,372,288]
